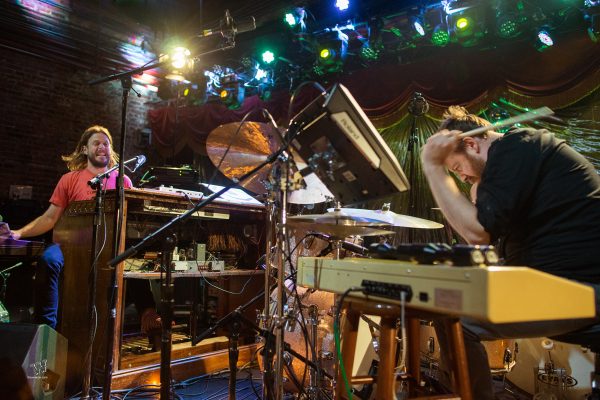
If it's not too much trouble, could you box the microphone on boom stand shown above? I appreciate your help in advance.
[87,155,146,189]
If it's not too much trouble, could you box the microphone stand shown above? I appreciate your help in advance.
[406,92,429,244]
[81,179,106,399]
[159,234,176,400]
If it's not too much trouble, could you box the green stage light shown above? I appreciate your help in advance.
[498,18,518,38]
[431,25,450,46]
[262,50,275,64]
[360,44,380,61]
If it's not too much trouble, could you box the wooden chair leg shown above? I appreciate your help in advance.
[444,318,472,400]
[375,316,398,399]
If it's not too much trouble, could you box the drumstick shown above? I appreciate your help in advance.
[458,106,554,138]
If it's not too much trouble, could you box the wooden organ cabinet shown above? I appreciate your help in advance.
[52,188,266,390]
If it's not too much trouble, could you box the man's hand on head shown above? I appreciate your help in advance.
[420,129,462,167]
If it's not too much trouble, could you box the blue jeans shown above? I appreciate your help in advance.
[33,243,64,328]
[32,243,155,329]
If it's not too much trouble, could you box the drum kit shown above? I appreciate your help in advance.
[203,101,561,399]
[205,120,449,399]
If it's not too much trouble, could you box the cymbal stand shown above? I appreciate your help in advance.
[305,304,321,399]
[274,159,291,400]
[259,197,276,400]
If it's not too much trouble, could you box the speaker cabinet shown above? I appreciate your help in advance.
[0,324,67,400]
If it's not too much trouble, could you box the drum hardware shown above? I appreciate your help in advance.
[360,314,381,354]
[0,261,24,322]
[534,339,578,399]
[312,232,369,259]
[306,304,320,399]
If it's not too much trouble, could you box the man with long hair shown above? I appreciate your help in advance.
[11,126,160,339]
[420,106,600,399]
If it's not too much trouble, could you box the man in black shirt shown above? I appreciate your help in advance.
[421,106,600,399]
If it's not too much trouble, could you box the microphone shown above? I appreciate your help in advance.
[87,155,146,188]
[311,232,369,256]
[198,10,256,38]
[134,154,146,170]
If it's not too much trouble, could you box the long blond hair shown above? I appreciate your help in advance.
[61,125,119,171]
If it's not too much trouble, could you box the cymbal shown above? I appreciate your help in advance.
[289,209,392,226]
[326,208,444,229]
[206,122,281,194]
[287,221,394,238]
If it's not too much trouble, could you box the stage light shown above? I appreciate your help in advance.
[448,5,487,47]
[431,24,450,46]
[262,50,275,64]
[255,67,268,80]
[414,21,425,36]
[497,13,521,38]
[320,48,332,59]
[456,17,470,30]
[169,46,191,69]
[411,15,427,38]
[219,73,245,109]
[585,0,600,7]
[535,27,554,51]
[360,43,381,61]
[284,12,296,27]
[315,31,348,73]
[335,0,349,11]
[283,7,307,32]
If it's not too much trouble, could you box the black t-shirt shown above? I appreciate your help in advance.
[476,128,600,283]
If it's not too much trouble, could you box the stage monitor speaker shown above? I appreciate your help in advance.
[0,323,67,400]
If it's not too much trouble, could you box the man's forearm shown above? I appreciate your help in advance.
[423,165,490,244]
[15,215,54,238]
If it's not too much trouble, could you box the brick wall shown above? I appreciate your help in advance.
[0,46,159,205]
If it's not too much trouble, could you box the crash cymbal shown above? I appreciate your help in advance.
[287,221,394,238]
[289,209,392,226]
[206,122,282,194]
[326,207,444,229]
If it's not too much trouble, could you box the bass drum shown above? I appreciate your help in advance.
[259,283,336,393]
[506,338,593,400]
[419,322,518,374]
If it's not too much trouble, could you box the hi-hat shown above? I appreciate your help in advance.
[326,207,444,229]
[287,221,394,238]
[206,122,281,195]
[287,209,395,237]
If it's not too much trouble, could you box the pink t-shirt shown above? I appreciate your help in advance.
[49,169,133,208]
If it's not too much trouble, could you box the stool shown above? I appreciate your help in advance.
[335,297,473,400]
